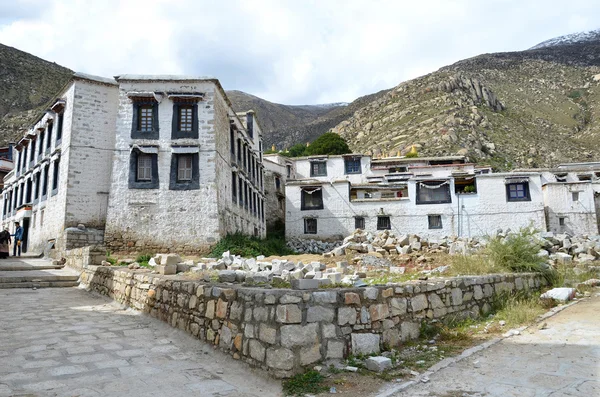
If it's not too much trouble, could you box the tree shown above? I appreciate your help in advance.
[286,143,307,157]
[305,133,351,156]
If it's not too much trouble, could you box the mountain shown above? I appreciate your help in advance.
[332,30,600,169]
[530,29,600,50]
[0,43,73,146]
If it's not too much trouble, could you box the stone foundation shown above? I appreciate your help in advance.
[79,265,545,378]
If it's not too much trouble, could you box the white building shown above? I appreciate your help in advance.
[285,154,600,240]
[2,74,266,254]
[263,153,295,230]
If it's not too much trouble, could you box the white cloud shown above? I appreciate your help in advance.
[0,0,598,104]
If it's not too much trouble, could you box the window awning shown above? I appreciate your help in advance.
[51,99,66,112]
[132,145,159,154]
[171,146,199,154]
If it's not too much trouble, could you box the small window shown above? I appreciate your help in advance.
[132,100,159,139]
[416,181,451,204]
[428,215,442,229]
[278,197,284,210]
[577,174,592,181]
[572,192,579,202]
[559,217,565,226]
[304,218,317,234]
[177,155,193,181]
[454,177,477,194]
[286,165,292,178]
[301,187,323,210]
[355,216,365,229]
[41,164,49,200]
[344,157,361,174]
[170,153,199,190]
[137,154,153,181]
[238,176,243,207]
[139,106,153,132]
[555,174,567,182]
[275,177,281,191]
[172,102,198,139]
[178,106,193,132]
[232,172,237,202]
[56,112,64,143]
[38,131,45,155]
[230,126,235,154]
[377,216,391,230]
[310,161,327,177]
[506,182,531,202]
[247,113,254,138]
[51,159,60,195]
[46,123,53,152]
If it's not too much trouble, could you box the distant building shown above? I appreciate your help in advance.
[1,74,266,254]
[285,154,600,240]
[0,144,14,191]
[263,153,295,231]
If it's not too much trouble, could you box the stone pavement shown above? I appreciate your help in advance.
[0,287,282,396]
[387,294,600,397]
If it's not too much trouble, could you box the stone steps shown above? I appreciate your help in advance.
[0,281,80,289]
[0,264,64,271]
[0,267,80,289]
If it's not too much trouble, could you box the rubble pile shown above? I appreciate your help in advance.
[286,237,342,254]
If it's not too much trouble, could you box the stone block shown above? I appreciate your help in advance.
[291,279,319,290]
[365,356,392,373]
[313,291,337,304]
[218,270,236,283]
[259,324,277,344]
[307,306,335,323]
[351,333,380,355]
[280,294,303,304]
[338,307,357,325]
[473,285,484,300]
[326,340,345,359]
[281,323,319,347]
[159,253,182,266]
[411,294,428,312]
[216,299,228,318]
[156,264,177,275]
[249,340,266,362]
[266,347,294,370]
[205,300,215,319]
[326,272,342,283]
[322,323,337,339]
[401,321,420,341]
[369,304,390,322]
[428,293,444,309]
[276,304,302,324]
[300,344,322,365]
[383,329,400,347]
[345,292,361,305]
[390,297,407,315]
[364,287,379,300]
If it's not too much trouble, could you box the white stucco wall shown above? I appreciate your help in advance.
[543,182,598,235]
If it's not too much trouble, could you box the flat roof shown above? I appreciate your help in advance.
[115,74,216,82]
[73,72,118,86]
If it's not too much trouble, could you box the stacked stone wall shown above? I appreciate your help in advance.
[80,265,544,378]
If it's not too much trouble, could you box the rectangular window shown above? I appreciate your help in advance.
[21,146,27,172]
[38,131,44,155]
[132,100,159,139]
[33,173,40,202]
[178,106,193,132]
[506,182,531,202]
[355,216,365,229]
[454,177,477,194]
[29,139,36,164]
[301,187,324,210]
[572,192,579,202]
[237,139,242,162]
[177,155,193,181]
[286,165,292,178]
[310,161,327,177]
[25,179,32,203]
[137,154,153,181]
[244,182,249,210]
[51,159,60,194]
[46,123,53,152]
[428,215,442,229]
[247,113,254,138]
[238,176,243,206]
[275,177,281,191]
[377,216,391,230]
[559,217,566,226]
[41,164,49,200]
[232,172,237,203]
[230,127,235,154]
[416,181,451,204]
[56,112,64,143]
[304,218,317,234]
[139,106,153,132]
[344,157,361,174]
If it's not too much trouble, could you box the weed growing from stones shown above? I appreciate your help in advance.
[282,370,328,396]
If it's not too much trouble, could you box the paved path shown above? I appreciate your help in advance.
[389,294,600,397]
[0,288,282,396]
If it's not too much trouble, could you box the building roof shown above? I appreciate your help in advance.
[115,74,216,82]
[73,72,118,86]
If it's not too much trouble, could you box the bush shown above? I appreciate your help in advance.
[485,231,544,273]
[285,143,308,158]
[209,232,294,258]
[283,370,327,396]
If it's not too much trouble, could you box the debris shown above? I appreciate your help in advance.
[344,366,358,372]
[365,356,392,372]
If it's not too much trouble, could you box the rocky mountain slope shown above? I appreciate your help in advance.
[332,34,600,169]
[0,43,73,146]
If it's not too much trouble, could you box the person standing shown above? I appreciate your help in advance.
[12,222,23,257]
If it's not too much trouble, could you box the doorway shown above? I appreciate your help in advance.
[21,218,29,254]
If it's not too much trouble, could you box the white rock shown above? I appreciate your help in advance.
[540,287,576,301]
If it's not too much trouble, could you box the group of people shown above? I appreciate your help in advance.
[0,222,23,259]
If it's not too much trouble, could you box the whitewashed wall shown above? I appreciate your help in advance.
[543,182,598,235]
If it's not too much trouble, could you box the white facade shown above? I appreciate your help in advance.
[285,155,600,240]
[104,76,265,253]
[1,73,119,253]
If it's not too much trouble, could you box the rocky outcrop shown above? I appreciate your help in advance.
[438,74,504,112]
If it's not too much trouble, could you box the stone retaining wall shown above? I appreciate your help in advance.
[80,265,545,377]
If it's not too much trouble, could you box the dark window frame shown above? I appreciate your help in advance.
[428,214,443,229]
[41,164,50,201]
[171,102,199,139]
[416,181,452,205]
[304,218,317,234]
[505,182,531,202]
[232,172,237,203]
[377,216,391,230]
[355,216,365,229]
[169,153,200,190]
[301,187,324,210]
[131,99,159,139]
[310,161,327,177]
[344,157,362,174]
[33,173,40,204]
[46,122,53,153]
[51,158,60,196]
[129,150,159,189]
[56,111,64,144]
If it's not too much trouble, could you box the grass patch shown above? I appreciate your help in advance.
[209,232,295,258]
[450,254,504,275]
[282,370,328,396]
[136,253,152,268]
[494,295,548,328]
[105,251,117,265]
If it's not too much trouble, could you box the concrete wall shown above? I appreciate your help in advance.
[80,265,544,378]
[286,173,546,240]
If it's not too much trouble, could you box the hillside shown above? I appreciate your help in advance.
[0,43,73,146]
[332,35,600,169]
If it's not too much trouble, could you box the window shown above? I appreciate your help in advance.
[33,173,40,203]
[428,215,442,229]
[230,127,235,154]
[454,177,477,194]
[310,161,327,177]
[577,174,592,181]
[244,182,249,210]
[51,159,60,195]
[41,164,49,201]
[129,150,159,189]
[247,113,254,138]
[301,187,323,210]
[46,123,53,152]
[506,182,531,202]
[416,181,451,204]
[170,153,199,190]
[177,155,193,181]
[559,217,566,226]
[344,157,361,174]
[572,192,579,202]
[56,112,64,143]
[237,139,242,162]
[29,139,36,164]
[232,172,237,203]
[304,218,317,234]
[38,130,44,156]
[131,100,159,139]
[355,216,365,230]
[21,146,27,172]
[275,177,281,191]
[137,154,153,181]
[555,174,567,182]
[278,197,284,210]
[238,176,243,206]
[377,216,391,230]
[286,165,292,178]
[172,102,198,139]
[25,179,32,203]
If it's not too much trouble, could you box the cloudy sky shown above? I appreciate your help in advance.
[0,0,598,105]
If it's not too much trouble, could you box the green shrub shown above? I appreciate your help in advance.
[485,230,544,273]
[305,132,351,156]
[405,151,418,158]
[209,232,294,258]
[282,370,328,396]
